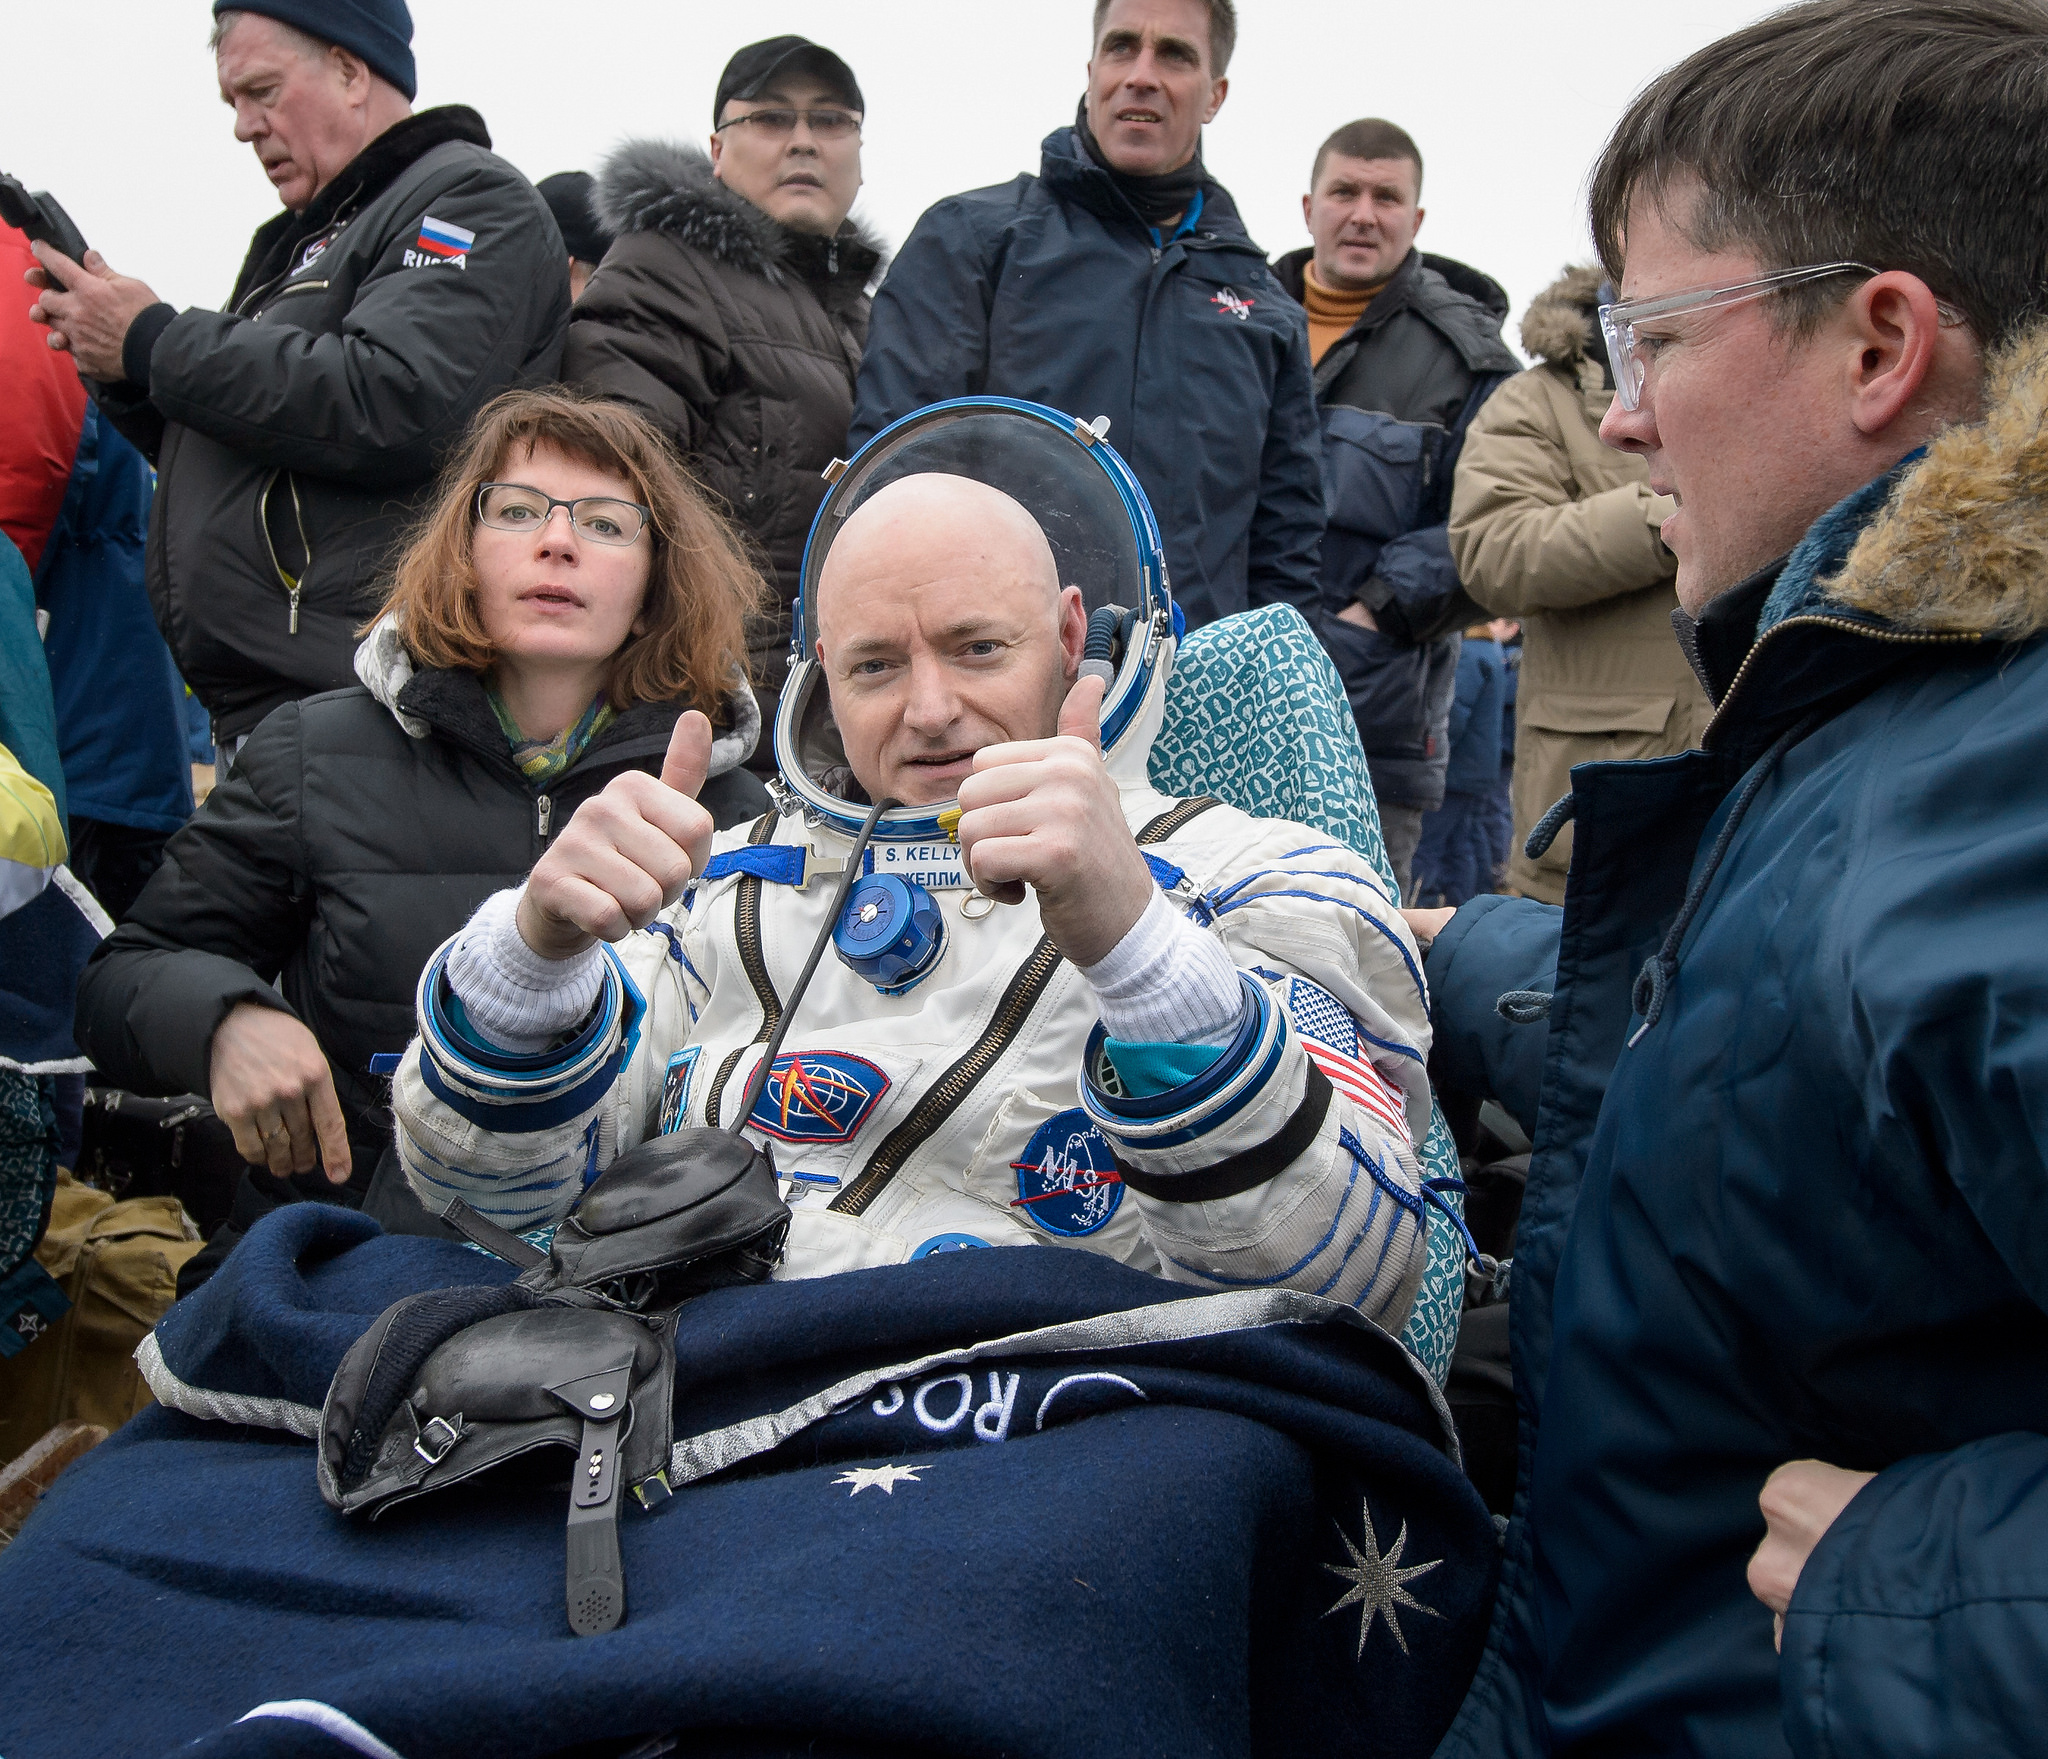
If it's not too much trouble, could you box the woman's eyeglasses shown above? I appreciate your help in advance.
[475,483,650,546]
[713,107,862,140]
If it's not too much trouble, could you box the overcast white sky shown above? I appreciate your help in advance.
[8,2,1777,357]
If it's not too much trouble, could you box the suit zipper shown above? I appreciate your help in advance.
[536,794,553,843]
[1703,614,1982,748]
[831,937,1066,1216]
[706,812,786,1128]
[829,795,1222,1219]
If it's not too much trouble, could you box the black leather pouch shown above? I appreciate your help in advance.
[526,1128,790,1309]
[318,1285,678,1635]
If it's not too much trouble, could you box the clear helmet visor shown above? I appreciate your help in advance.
[774,398,1175,839]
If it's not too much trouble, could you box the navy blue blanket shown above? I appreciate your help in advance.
[0,1208,1496,1759]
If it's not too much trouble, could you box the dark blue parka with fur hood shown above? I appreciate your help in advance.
[1425,330,2048,1757]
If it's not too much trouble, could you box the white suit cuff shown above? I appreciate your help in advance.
[443,886,604,1054]
[1078,887,1244,1049]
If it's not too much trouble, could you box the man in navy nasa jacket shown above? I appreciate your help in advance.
[848,0,1322,630]
[1417,4,2048,1754]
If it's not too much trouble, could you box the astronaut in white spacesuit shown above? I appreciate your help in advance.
[395,402,1436,1325]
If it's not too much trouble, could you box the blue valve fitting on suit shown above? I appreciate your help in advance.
[833,872,946,996]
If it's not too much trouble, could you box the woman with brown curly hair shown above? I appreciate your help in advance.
[77,390,770,1278]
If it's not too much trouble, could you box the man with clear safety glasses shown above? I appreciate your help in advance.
[1404,1,2048,1754]
[564,35,883,780]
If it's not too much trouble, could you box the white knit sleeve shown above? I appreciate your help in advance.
[442,886,605,1054]
[1076,887,1245,1048]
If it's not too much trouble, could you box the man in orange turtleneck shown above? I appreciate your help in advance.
[1272,119,1518,900]
[1301,260,1383,365]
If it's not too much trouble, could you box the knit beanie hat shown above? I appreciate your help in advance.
[211,0,417,100]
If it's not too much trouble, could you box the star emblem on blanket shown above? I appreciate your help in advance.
[1322,1497,1444,1658]
[835,1463,927,1497]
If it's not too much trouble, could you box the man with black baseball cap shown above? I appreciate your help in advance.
[565,34,882,775]
[27,1,569,765]
[714,33,864,121]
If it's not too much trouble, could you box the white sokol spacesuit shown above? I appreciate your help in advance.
[393,402,1435,1328]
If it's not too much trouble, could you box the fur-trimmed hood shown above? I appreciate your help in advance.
[351,615,761,775]
[1817,319,2048,642]
[1520,264,1604,366]
[593,138,884,289]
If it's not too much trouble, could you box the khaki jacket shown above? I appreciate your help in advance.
[0,1174,200,1464]
[1448,268,1711,901]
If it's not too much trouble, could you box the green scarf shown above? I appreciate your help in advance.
[487,687,616,789]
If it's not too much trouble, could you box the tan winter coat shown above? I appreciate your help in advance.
[1448,266,1711,902]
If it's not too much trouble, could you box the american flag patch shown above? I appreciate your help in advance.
[415,215,476,259]
[1286,976,1411,1144]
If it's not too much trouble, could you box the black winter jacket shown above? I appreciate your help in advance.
[75,658,767,1183]
[849,126,1324,630]
[97,108,571,741]
[564,142,881,772]
[1273,247,1517,811]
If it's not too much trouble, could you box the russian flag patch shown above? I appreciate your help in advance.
[415,215,476,259]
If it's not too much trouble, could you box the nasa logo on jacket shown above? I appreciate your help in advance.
[1012,1108,1124,1236]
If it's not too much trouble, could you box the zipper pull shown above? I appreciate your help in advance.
[536,793,553,841]
[288,586,301,635]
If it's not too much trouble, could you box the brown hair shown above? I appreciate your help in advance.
[369,390,763,720]
[1090,0,1238,75]
[1311,119,1423,194]
[1588,0,2048,348]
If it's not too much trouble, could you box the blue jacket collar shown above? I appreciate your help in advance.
[1036,126,1256,254]
[1758,448,1927,635]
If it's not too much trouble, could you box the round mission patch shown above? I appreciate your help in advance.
[1012,1109,1125,1237]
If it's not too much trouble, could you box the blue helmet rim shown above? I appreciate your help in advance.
[775,397,1175,840]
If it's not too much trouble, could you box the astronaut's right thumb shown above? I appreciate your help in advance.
[660,710,713,798]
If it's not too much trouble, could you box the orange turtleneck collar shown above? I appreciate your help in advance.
[1303,261,1389,365]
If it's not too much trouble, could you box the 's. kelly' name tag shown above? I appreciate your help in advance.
[867,840,972,891]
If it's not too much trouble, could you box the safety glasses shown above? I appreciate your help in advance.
[1599,262,1882,411]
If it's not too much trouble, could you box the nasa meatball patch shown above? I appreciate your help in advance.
[1011,1108,1124,1236]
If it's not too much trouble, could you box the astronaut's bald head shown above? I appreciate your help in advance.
[814,474,1086,807]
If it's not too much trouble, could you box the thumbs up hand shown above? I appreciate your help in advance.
[516,710,719,960]
[953,673,1157,968]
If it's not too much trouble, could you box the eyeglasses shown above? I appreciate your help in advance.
[475,483,650,546]
[1598,262,1968,411]
[713,107,862,139]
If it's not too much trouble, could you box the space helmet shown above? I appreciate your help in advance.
[769,397,1181,841]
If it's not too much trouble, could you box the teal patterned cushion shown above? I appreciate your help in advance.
[1152,606,1466,1383]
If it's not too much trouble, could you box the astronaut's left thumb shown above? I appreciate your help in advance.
[1057,673,1106,750]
